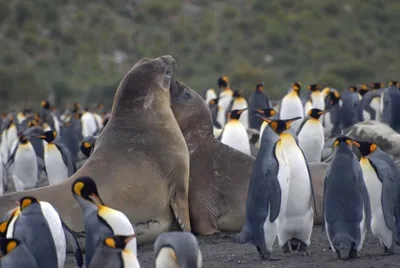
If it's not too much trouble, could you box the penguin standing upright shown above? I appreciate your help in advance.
[217,76,233,120]
[253,108,277,148]
[248,84,271,130]
[237,117,294,259]
[72,177,137,267]
[89,235,140,268]
[305,84,324,114]
[153,232,202,268]
[381,80,400,132]
[1,127,9,164]
[323,89,342,137]
[220,109,251,156]
[262,118,316,254]
[36,131,76,185]
[296,108,326,163]
[6,118,18,152]
[0,238,38,268]
[9,196,66,268]
[229,90,249,129]
[7,134,38,191]
[202,88,218,104]
[340,86,360,129]
[81,110,99,138]
[279,82,304,132]
[324,136,371,260]
[353,139,400,250]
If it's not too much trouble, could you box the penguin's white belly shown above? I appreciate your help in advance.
[231,100,249,129]
[298,121,324,163]
[0,154,4,194]
[311,94,324,110]
[361,160,393,248]
[44,145,69,185]
[40,201,66,268]
[52,115,61,133]
[323,112,333,136]
[280,97,304,132]
[94,114,103,131]
[218,94,232,114]
[263,140,290,251]
[371,97,381,121]
[205,90,217,104]
[155,248,180,268]
[13,145,38,191]
[1,131,8,164]
[122,250,141,268]
[278,135,313,245]
[304,101,312,116]
[363,110,371,121]
[221,122,251,155]
[98,206,137,256]
[7,127,17,151]
[81,113,98,137]
[216,107,226,128]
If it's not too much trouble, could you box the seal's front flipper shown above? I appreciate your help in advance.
[170,190,191,232]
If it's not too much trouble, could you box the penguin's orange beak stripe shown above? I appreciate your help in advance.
[90,194,105,206]
[37,135,46,139]
[318,111,326,115]
[124,234,137,243]
[349,140,360,147]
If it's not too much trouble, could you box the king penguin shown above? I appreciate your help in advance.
[323,89,342,137]
[6,118,18,152]
[229,90,249,129]
[279,82,304,132]
[217,76,233,120]
[81,110,99,138]
[36,130,76,185]
[305,84,324,114]
[202,88,218,104]
[0,238,38,268]
[253,108,277,148]
[153,231,202,268]
[296,108,326,163]
[323,136,371,260]
[72,176,137,267]
[6,133,38,192]
[237,116,294,259]
[220,109,251,156]
[89,235,140,268]
[353,139,400,249]
[262,117,316,254]
[80,135,98,158]
[9,196,67,268]
[248,83,271,130]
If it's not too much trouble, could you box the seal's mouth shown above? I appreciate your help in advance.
[170,80,192,105]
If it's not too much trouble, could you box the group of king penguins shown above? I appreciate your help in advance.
[0,101,109,194]
[204,77,400,260]
[0,176,202,267]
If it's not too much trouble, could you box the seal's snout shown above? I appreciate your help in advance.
[160,55,177,74]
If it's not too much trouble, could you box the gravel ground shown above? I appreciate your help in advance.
[65,227,400,267]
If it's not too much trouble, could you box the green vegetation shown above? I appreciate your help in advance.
[1,0,399,110]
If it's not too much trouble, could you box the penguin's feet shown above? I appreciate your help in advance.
[256,246,271,260]
[281,242,292,254]
[297,242,310,256]
[383,246,394,255]
[349,250,358,259]
[290,238,300,251]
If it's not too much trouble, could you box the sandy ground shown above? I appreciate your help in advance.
[65,227,400,268]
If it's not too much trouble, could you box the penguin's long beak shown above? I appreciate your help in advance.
[36,135,46,139]
[90,194,105,206]
[318,111,326,115]
[124,234,137,244]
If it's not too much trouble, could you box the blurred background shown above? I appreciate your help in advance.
[0,0,399,111]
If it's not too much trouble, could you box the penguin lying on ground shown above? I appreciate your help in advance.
[72,176,137,267]
[153,232,202,268]
[353,139,400,249]
[89,235,141,268]
[323,136,371,260]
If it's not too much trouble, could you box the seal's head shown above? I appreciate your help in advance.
[112,55,176,117]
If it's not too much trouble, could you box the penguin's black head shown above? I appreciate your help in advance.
[291,82,301,92]
[370,82,384,90]
[333,136,360,150]
[359,84,369,96]
[18,134,28,144]
[41,100,50,110]
[308,84,320,92]
[18,196,39,211]
[351,139,377,157]
[217,76,229,88]
[80,137,97,158]
[258,116,302,135]
[348,85,357,92]
[0,238,20,256]
[308,108,325,119]
[37,131,57,143]
[388,80,399,88]
[208,99,219,106]
[328,91,340,105]
[104,235,136,249]
[228,109,247,120]
[72,177,105,205]
[232,90,243,98]
[254,108,277,118]
[255,84,264,92]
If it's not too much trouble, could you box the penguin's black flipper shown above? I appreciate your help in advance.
[62,220,83,268]
[5,143,19,169]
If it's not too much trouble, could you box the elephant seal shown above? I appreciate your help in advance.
[308,162,329,225]
[0,55,191,245]
[170,80,255,234]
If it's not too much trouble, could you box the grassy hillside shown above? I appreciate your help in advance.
[1,0,399,110]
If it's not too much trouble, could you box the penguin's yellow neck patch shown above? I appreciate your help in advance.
[6,241,17,253]
[280,133,296,145]
[227,119,240,125]
[74,182,84,196]
[235,97,246,103]
[21,199,32,210]
[309,118,320,123]
[287,91,299,98]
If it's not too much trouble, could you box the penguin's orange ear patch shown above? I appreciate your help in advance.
[270,121,278,132]
[6,241,17,253]
[333,141,339,148]
[370,144,377,152]
[105,238,116,248]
